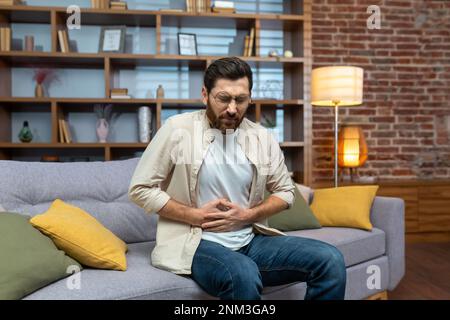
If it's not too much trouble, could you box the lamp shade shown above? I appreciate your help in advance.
[311,66,364,107]
[338,126,368,168]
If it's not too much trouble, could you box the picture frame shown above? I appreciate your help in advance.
[98,26,126,53]
[177,33,198,56]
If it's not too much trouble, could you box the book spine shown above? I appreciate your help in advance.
[63,30,70,53]
[61,119,70,143]
[63,120,72,143]
[6,27,10,51]
[0,28,4,51]
[58,119,65,143]
[248,27,255,57]
[57,30,65,52]
[244,35,249,57]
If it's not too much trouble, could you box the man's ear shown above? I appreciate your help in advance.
[201,86,208,106]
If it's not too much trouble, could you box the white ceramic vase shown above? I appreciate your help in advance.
[96,118,109,143]
[138,106,152,143]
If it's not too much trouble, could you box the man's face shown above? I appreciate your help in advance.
[202,77,251,133]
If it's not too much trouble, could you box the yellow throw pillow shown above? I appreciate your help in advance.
[30,199,128,271]
[310,185,379,231]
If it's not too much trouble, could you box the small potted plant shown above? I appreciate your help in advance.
[32,68,59,98]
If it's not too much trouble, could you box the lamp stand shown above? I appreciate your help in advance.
[333,101,339,188]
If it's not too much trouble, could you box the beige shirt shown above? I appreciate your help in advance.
[128,109,295,275]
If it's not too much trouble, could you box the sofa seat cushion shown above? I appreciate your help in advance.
[23,242,303,300]
[24,228,385,300]
[286,227,386,267]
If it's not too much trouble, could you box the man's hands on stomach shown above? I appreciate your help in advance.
[192,198,253,233]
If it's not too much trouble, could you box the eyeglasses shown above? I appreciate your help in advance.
[210,91,251,109]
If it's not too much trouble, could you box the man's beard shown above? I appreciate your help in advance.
[205,100,245,133]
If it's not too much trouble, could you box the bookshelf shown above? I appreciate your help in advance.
[0,0,312,185]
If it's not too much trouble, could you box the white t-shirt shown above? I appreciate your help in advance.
[197,128,255,250]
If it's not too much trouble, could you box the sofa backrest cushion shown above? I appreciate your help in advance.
[0,158,157,243]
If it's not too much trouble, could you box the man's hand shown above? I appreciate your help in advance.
[191,198,228,228]
[201,199,253,232]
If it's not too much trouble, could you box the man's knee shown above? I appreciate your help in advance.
[223,260,263,300]
[322,245,347,282]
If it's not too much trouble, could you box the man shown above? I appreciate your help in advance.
[128,56,346,300]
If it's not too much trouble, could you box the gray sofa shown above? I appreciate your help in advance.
[0,158,405,300]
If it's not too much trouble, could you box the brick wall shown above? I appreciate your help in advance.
[311,0,450,182]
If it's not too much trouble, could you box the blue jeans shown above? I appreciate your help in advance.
[191,234,346,300]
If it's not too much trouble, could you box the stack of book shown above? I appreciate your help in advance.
[243,27,255,57]
[110,1,127,10]
[110,88,131,99]
[0,27,11,51]
[0,0,23,5]
[186,0,212,13]
[91,0,110,9]
[57,30,70,53]
[58,118,72,143]
[211,0,235,13]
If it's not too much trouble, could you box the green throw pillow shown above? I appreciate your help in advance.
[0,212,82,300]
[267,185,321,231]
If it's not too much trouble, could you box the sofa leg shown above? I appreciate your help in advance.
[366,291,388,300]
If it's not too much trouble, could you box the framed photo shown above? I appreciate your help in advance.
[99,26,126,53]
[177,33,198,56]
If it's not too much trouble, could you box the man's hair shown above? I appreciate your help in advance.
[203,56,253,94]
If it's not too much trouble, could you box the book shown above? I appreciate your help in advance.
[213,0,234,9]
[57,30,67,53]
[196,0,203,13]
[0,27,11,51]
[0,0,23,5]
[62,120,72,143]
[243,35,249,56]
[102,0,110,9]
[0,28,5,51]
[110,1,127,10]
[63,30,70,53]
[248,27,255,56]
[110,95,131,99]
[111,89,128,94]
[58,119,64,143]
[159,9,183,12]
[58,119,70,143]
[185,0,191,12]
[212,6,235,13]
[92,0,109,9]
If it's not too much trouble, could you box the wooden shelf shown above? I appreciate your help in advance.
[0,5,304,26]
[0,51,304,69]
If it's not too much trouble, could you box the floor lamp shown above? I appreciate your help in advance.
[311,66,364,188]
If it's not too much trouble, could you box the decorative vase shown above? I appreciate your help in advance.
[96,118,109,143]
[35,83,44,97]
[156,84,164,99]
[18,120,33,143]
[138,106,152,143]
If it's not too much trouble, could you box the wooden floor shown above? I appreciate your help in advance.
[389,242,450,300]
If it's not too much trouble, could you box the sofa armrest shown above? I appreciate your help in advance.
[370,196,405,291]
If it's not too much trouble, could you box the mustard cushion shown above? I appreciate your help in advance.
[30,199,128,271]
[310,185,379,230]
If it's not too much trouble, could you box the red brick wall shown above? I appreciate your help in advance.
[311,0,450,182]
